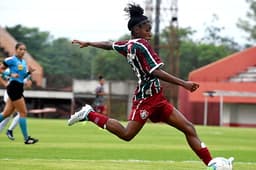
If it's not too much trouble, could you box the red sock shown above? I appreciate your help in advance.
[196,147,212,165]
[88,111,109,129]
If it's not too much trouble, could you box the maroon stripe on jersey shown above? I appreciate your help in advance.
[113,38,163,100]
[112,40,129,57]
[136,39,163,73]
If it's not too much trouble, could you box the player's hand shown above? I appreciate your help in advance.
[28,65,36,73]
[72,40,89,48]
[10,73,19,78]
[184,81,199,92]
[24,80,32,88]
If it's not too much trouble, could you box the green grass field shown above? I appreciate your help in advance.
[0,118,255,170]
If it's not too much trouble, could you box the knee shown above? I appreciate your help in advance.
[2,111,11,117]
[19,112,27,117]
[118,131,137,141]
[122,134,135,142]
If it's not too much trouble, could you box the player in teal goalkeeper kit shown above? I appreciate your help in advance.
[0,68,32,140]
[0,42,38,144]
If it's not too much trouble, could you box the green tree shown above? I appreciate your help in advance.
[159,25,239,79]
[41,38,100,88]
[5,25,94,88]
[5,24,240,88]
[5,24,51,59]
[92,50,135,81]
[202,15,241,51]
[237,0,256,45]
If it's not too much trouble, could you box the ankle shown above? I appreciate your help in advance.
[88,111,109,129]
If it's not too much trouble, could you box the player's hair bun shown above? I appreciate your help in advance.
[125,3,144,18]
[125,3,148,31]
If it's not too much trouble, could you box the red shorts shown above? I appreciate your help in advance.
[128,92,173,125]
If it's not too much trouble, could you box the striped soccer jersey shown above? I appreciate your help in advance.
[113,38,164,101]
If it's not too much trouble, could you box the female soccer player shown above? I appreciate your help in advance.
[68,3,223,167]
[0,42,38,144]
[0,68,33,140]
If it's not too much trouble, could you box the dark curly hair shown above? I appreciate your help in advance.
[124,3,149,31]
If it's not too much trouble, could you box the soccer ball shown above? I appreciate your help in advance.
[207,157,234,170]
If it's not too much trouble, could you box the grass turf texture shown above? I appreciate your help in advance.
[0,118,255,170]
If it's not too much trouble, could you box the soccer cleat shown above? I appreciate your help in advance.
[24,136,39,144]
[207,157,234,170]
[228,157,234,168]
[228,157,234,163]
[6,130,15,140]
[67,104,94,126]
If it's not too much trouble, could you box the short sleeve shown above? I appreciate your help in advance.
[113,40,129,57]
[3,56,15,67]
[95,86,101,93]
[135,39,164,74]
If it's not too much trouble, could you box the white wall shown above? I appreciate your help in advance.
[73,79,136,95]
[223,103,256,125]
[73,80,137,115]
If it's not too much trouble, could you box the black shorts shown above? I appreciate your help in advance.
[7,81,24,101]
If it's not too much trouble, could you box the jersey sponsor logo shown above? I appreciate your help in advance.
[18,64,23,70]
[145,89,152,95]
[140,109,149,120]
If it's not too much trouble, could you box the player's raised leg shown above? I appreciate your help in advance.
[166,107,212,165]
[68,104,144,141]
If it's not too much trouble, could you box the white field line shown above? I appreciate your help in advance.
[1,158,256,165]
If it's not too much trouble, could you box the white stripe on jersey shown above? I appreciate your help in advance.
[131,99,144,120]
[135,41,158,66]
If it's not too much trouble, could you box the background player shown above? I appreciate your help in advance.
[0,68,33,140]
[92,75,107,115]
[0,42,38,144]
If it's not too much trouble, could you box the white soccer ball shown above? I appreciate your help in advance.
[207,157,234,170]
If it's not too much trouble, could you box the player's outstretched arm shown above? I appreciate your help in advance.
[72,40,113,50]
[152,68,199,92]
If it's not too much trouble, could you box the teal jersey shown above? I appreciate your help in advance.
[3,55,28,84]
